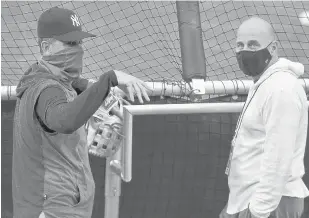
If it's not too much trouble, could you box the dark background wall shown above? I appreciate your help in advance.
[2,100,309,218]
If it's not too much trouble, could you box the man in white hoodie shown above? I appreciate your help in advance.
[219,17,309,218]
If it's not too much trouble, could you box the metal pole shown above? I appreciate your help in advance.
[176,1,207,94]
[104,100,133,218]
[104,147,123,218]
[124,102,245,115]
[123,101,309,115]
[176,1,206,82]
[122,108,133,182]
[2,79,309,100]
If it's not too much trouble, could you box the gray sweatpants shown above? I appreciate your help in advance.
[219,196,305,218]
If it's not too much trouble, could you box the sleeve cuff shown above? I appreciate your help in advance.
[97,70,118,87]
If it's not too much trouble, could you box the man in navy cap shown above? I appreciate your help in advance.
[12,7,151,218]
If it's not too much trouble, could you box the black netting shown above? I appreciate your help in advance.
[2,1,309,86]
[200,1,309,80]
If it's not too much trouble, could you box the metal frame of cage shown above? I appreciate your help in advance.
[2,78,309,100]
[2,78,309,218]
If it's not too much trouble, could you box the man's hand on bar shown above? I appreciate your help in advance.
[114,70,152,103]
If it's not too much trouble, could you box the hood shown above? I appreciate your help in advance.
[16,62,61,99]
[253,58,305,89]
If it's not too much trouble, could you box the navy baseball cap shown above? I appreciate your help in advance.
[37,7,96,42]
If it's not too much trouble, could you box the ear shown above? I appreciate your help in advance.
[269,40,278,55]
[41,40,51,55]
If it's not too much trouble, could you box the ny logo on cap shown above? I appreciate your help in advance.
[70,14,80,27]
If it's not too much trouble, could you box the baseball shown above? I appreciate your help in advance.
[299,11,309,26]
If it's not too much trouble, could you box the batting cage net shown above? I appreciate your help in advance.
[1,1,309,218]
[2,1,309,85]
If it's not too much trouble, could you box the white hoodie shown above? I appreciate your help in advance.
[226,58,309,218]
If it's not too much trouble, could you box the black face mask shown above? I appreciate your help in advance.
[236,45,272,77]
